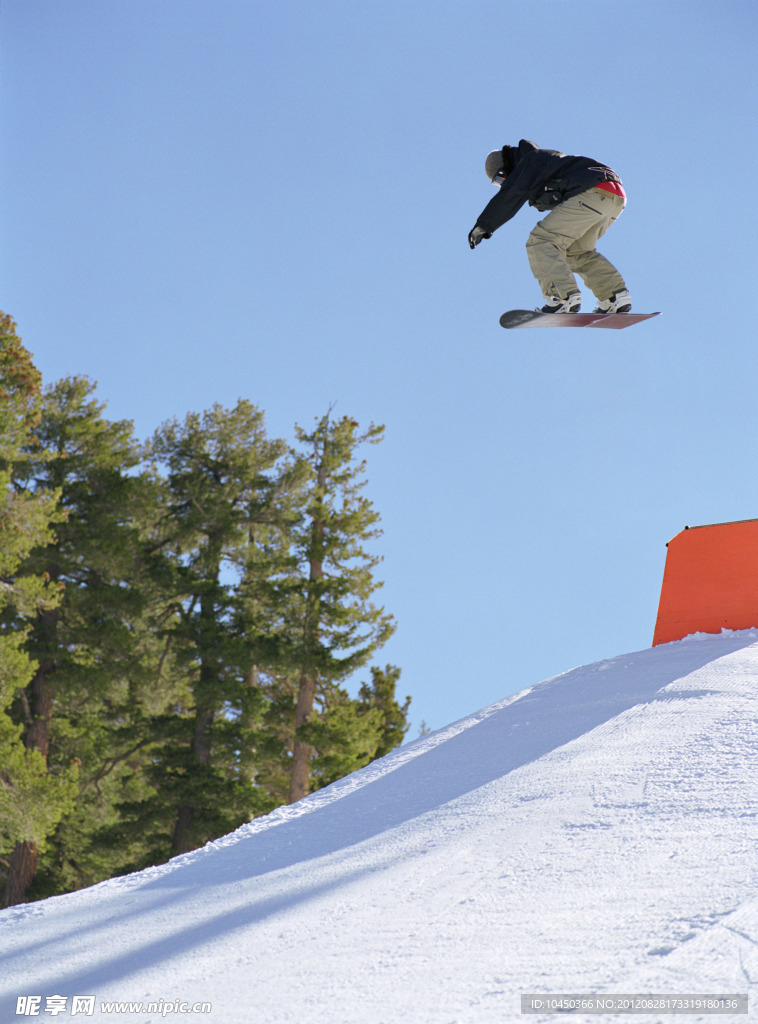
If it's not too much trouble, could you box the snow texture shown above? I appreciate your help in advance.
[4,631,758,1022]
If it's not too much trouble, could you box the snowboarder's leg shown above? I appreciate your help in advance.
[526,223,580,301]
[526,189,626,302]
[568,248,627,300]
[564,191,627,300]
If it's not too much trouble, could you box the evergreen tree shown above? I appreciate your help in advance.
[0,318,77,906]
[3,375,162,904]
[287,414,396,803]
[145,401,296,855]
[301,665,410,790]
[356,664,411,760]
[1,338,408,899]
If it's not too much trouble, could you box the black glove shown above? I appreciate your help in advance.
[468,225,491,249]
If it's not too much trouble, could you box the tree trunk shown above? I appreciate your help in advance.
[3,663,55,906]
[288,453,327,804]
[171,702,215,855]
[172,570,220,856]
[171,806,196,857]
[24,668,55,759]
[4,841,39,907]
[288,671,317,803]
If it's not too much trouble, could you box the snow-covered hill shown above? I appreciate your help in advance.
[4,631,758,1023]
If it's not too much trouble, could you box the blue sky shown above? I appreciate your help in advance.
[2,1,756,733]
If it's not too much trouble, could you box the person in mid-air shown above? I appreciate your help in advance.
[468,140,631,314]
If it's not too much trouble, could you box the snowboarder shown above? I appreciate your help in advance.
[468,140,631,314]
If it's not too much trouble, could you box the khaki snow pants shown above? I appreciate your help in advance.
[525,188,627,301]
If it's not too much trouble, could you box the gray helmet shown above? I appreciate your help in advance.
[484,149,504,181]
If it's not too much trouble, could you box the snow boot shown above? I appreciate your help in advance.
[593,289,632,314]
[540,292,581,314]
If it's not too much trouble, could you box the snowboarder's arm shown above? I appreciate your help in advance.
[475,163,532,234]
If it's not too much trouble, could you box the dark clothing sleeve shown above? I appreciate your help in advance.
[474,140,622,235]
[475,157,542,233]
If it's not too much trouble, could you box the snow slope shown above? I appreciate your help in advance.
[4,631,758,1023]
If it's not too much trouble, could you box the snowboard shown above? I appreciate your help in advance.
[499,309,661,330]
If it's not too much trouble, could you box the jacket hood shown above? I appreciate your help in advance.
[515,139,540,162]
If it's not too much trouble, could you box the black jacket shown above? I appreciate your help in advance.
[475,140,622,234]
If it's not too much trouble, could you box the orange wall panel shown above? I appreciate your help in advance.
[652,519,758,645]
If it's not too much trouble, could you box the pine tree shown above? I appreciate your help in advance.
[300,665,410,790]
[356,664,411,760]
[0,318,77,906]
[287,413,396,803]
[3,375,161,904]
[1,349,408,897]
[146,401,296,855]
